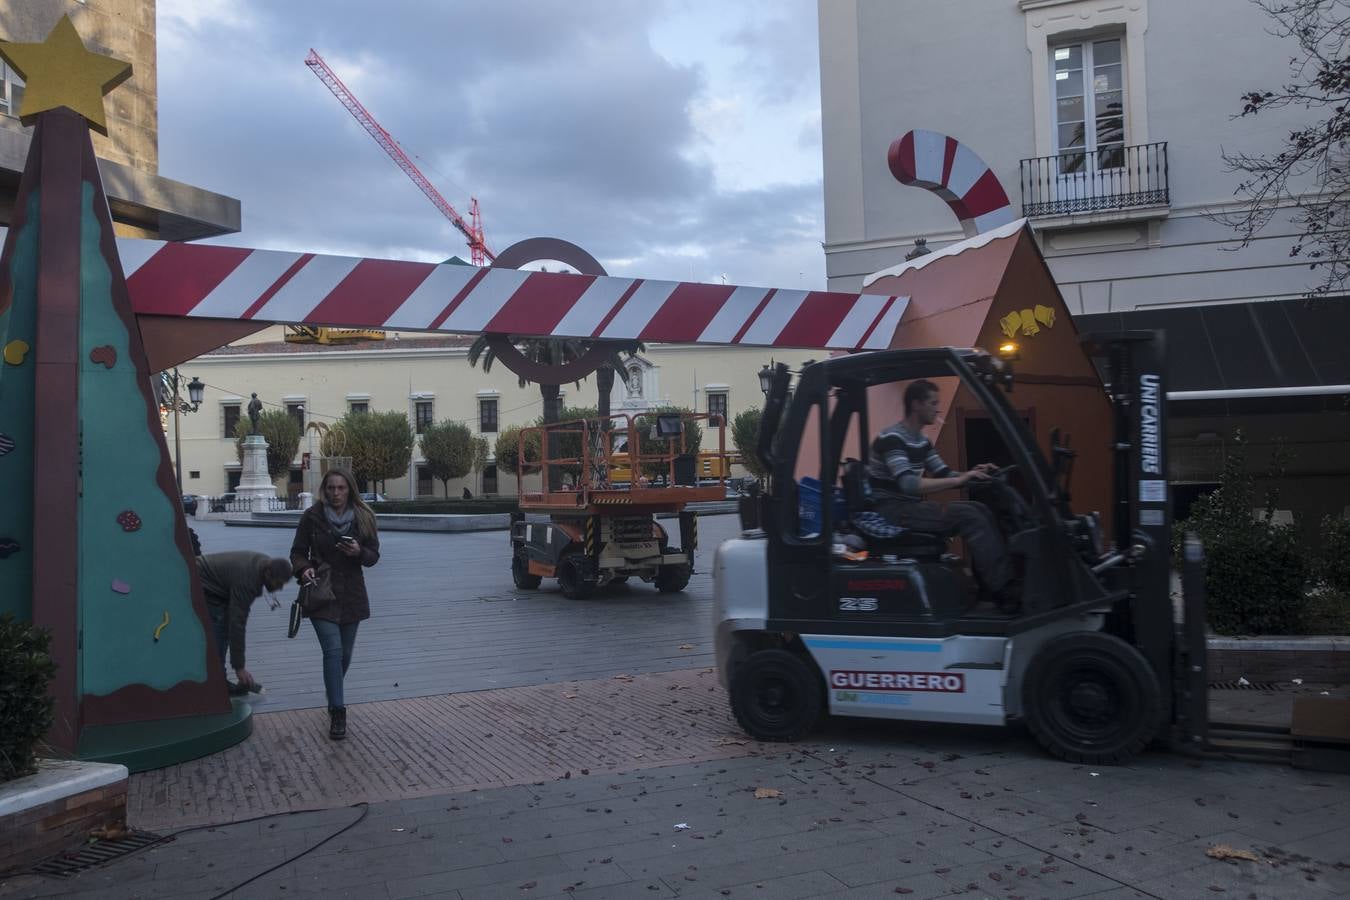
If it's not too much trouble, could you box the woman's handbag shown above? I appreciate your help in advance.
[287,564,334,638]
[287,596,304,638]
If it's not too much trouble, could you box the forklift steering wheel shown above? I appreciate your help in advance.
[990,464,1018,480]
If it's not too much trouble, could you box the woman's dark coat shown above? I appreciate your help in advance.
[290,505,380,624]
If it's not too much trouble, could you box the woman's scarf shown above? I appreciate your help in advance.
[323,502,355,537]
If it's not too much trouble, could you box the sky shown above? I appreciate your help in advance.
[156,0,826,290]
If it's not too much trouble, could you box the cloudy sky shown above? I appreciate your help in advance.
[156,0,825,290]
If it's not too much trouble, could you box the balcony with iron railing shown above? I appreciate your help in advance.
[1019,141,1169,220]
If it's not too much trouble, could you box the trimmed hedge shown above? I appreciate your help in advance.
[1176,431,1310,635]
[370,499,520,515]
[0,614,56,782]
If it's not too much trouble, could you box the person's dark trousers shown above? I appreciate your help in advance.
[878,498,1013,592]
[206,600,229,671]
[311,619,359,709]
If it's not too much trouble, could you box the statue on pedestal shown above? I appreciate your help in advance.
[247,393,262,435]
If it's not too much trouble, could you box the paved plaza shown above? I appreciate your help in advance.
[2,515,1348,899]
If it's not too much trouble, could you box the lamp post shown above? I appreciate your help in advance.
[758,363,773,396]
[164,369,204,497]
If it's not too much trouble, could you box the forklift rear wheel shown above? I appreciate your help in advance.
[511,552,542,590]
[654,563,691,593]
[730,649,824,741]
[557,554,596,600]
[1023,631,1160,765]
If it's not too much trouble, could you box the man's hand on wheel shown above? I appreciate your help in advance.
[235,668,257,689]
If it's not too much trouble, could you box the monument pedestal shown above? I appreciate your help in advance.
[236,434,278,509]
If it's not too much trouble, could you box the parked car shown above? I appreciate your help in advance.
[359,492,387,503]
[210,492,239,513]
[181,494,198,515]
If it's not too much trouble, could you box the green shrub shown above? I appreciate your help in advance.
[0,614,56,782]
[1175,430,1310,635]
[1204,527,1309,635]
[1312,514,1350,594]
[732,408,766,480]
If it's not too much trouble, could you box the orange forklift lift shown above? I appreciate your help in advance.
[509,411,729,600]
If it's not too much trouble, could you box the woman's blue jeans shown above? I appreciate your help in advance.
[311,619,359,709]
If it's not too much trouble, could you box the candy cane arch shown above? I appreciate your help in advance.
[887,129,1015,237]
[121,239,908,353]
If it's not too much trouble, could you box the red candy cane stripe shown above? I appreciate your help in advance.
[887,129,1015,237]
[118,239,909,351]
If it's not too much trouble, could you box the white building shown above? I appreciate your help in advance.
[170,327,803,500]
[818,0,1349,526]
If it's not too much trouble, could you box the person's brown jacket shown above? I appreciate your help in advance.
[289,505,380,624]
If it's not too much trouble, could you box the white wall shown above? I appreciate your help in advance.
[820,0,1329,306]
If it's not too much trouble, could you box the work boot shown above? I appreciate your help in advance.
[328,706,347,740]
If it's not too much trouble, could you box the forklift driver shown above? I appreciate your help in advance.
[866,379,1019,608]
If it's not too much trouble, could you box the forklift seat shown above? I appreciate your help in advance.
[839,460,947,557]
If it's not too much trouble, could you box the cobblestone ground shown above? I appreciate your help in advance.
[4,709,1348,899]
[3,517,1348,898]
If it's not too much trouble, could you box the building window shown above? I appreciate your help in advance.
[479,397,498,433]
[189,470,200,479]
[286,402,305,431]
[414,400,434,434]
[222,403,240,438]
[1051,37,1124,174]
[0,63,24,118]
[482,463,498,495]
[416,464,434,497]
[349,401,369,415]
[226,470,241,491]
[707,391,728,426]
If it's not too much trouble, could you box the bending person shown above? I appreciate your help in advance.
[290,467,381,740]
[197,551,293,695]
[866,379,1017,607]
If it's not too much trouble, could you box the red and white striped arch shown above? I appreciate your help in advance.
[887,129,1015,237]
[118,239,908,351]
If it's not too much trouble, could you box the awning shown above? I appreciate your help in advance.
[1078,299,1350,410]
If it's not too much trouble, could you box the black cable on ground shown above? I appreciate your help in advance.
[205,801,370,899]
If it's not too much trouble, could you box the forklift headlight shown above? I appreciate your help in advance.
[997,341,1020,360]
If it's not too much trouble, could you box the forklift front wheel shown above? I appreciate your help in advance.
[512,552,542,590]
[730,649,824,742]
[1023,631,1161,765]
[557,554,596,601]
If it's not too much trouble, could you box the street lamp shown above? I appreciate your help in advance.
[758,363,773,396]
[163,369,204,497]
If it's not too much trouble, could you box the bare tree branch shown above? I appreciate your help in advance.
[1217,0,1350,299]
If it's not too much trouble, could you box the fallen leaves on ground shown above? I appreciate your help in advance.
[753,787,782,799]
[1206,844,1263,863]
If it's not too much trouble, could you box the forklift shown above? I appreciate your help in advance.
[713,332,1214,764]
[510,411,728,599]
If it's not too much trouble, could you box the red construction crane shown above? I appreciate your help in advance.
[305,48,495,265]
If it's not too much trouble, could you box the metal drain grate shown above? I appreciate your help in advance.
[30,831,162,877]
[1209,680,1284,692]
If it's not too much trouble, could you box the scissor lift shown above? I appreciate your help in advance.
[509,412,728,599]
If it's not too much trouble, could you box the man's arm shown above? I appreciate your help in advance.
[915,469,987,495]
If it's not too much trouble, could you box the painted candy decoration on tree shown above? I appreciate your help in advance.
[887,129,1015,237]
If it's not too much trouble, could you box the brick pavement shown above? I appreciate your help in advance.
[125,668,756,831]
[4,708,1348,899]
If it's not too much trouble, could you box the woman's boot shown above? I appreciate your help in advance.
[329,706,347,740]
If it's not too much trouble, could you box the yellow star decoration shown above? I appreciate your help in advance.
[0,15,132,135]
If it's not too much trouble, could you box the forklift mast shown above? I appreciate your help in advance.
[1082,331,1177,728]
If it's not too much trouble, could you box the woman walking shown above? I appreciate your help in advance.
[291,468,380,740]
